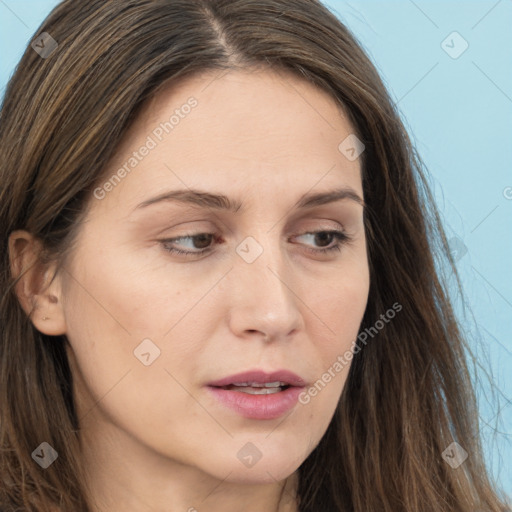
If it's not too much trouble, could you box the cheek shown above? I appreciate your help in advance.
[61,248,205,403]
[313,265,369,354]
[297,267,368,412]
[63,237,195,343]
[62,277,199,448]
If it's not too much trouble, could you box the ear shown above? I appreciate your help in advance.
[8,230,67,336]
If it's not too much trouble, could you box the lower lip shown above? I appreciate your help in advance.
[206,385,304,420]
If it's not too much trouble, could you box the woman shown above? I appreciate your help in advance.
[0,1,508,511]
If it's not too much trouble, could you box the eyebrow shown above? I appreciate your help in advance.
[133,186,365,213]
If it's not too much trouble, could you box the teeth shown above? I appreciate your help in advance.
[231,381,286,388]
[235,387,282,395]
[222,381,290,394]
[264,381,285,388]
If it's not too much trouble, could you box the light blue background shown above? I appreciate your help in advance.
[1,0,510,501]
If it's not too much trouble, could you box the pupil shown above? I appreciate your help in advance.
[194,234,213,249]
[315,232,332,247]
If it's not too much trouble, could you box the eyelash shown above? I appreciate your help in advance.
[159,230,351,257]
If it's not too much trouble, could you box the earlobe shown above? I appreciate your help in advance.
[8,230,67,336]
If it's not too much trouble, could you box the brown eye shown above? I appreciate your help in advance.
[293,230,350,254]
[160,233,218,256]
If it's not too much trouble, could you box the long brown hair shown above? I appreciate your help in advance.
[0,1,508,510]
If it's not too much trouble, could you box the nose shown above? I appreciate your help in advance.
[226,234,304,343]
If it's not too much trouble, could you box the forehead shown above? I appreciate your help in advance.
[91,68,363,215]
[141,68,353,152]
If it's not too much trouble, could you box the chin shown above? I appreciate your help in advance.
[222,464,297,485]
[204,451,302,485]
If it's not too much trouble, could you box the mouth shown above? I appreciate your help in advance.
[215,381,291,394]
[206,369,307,420]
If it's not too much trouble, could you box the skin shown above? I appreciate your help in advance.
[10,68,370,512]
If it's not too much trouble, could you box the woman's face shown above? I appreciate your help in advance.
[56,69,369,485]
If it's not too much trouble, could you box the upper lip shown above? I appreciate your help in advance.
[208,369,307,388]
